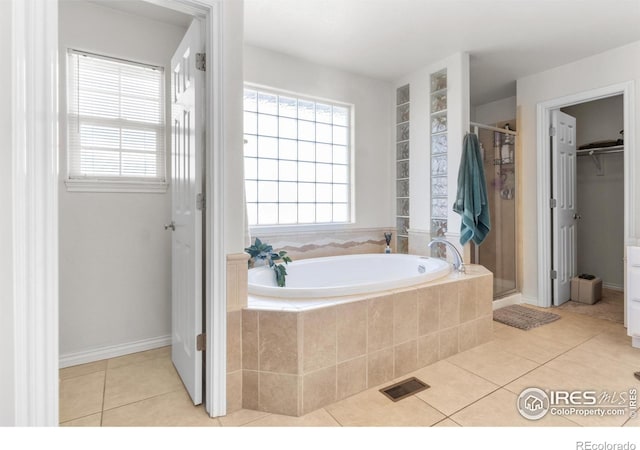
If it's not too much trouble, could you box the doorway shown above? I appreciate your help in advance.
[549,96,625,322]
[536,82,634,324]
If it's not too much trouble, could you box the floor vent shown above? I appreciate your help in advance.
[379,377,430,402]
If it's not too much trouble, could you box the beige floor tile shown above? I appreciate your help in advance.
[546,348,640,392]
[59,360,108,380]
[624,416,640,427]
[432,418,460,427]
[445,341,539,386]
[525,316,603,346]
[325,386,445,426]
[102,390,218,427]
[244,408,340,427]
[103,357,183,410]
[60,413,102,427]
[504,364,586,397]
[107,346,171,370]
[451,389,579,427]
[218,409,271,426]
[59,371,106,423]
[492,329,574,364]
[412,360,499,415]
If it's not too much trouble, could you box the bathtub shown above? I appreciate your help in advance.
[248,253,451,299]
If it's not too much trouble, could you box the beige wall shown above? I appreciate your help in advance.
[58,1,186,359]
[0,0,15,426]
[517,40,640,304]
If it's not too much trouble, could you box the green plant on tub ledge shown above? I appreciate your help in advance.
[244,238,293,287]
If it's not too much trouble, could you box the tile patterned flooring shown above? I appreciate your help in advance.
[60,306,640,427]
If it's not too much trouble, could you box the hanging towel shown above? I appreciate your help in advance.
[453,133,491,246]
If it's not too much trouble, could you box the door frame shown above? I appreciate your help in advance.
[536,81,635,308]
[10,0,227,424]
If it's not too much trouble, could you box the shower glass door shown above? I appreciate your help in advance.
[470,124,517,298]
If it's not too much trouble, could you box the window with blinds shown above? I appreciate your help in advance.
[67,50,166,185]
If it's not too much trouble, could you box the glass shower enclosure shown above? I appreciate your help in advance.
[469,122,517,298]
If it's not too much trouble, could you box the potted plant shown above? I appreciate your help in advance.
[244,237,292,287]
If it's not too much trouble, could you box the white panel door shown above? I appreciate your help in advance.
[551,110,577,306]
[170,20,205,405]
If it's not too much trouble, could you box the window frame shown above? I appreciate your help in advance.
[64,49,168,193]
[243,84,355,230]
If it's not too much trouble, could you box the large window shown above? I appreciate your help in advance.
[243,87,352,226]
[66,50,166,188]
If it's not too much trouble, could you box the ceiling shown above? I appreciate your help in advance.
[86,0,192,28]
[244,0,640,106]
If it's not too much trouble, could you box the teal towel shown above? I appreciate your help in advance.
[452,133,491,246]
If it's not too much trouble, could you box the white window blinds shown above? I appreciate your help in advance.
[67,50,166,182]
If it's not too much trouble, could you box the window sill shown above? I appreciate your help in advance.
[250,222,356,235]
[65,179,169,193]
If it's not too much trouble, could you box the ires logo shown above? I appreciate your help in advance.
[549,390,597,406]
[518,388,633,420]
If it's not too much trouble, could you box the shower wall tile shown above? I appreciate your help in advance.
[397,160,410,179]
[396,217,409,235]
[431,198,448,219]
[397,179,409,198]
[396,141,409,160]
[431,155,447,177]
[397,198,410,217]
[431,115,447,134]
[432,134,448,154]
[396,103,410,123]
[431,176,447,197]
[396,123,410,142]
[396,84,410,105]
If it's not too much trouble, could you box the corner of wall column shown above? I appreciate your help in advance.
[226,253,250,311]
[516,105,523,293]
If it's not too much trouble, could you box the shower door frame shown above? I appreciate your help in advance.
[536,81,635,313]
[471,122,519,299]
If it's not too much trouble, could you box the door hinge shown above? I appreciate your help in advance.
[550,270,558,279]
[550,198,557,208]
[196,333,206,351]
[196,193,205,211]
[549,126,556,137]
[196,53,206,71]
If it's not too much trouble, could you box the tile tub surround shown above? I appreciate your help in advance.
[250,227,397,261]
[241,265,493,416]
[227,253,249,414]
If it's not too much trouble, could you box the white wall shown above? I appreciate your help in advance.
[58,1,186,359]
[243,44,394,232]
[0,0,15,426]
[517,40,640,304]
[562,96,624,288]
[394,53,470,257]
[473,96,516,126]
[224,0,246,253]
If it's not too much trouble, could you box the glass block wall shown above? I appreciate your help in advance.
[396,84,410,254]
[430,70,447,258]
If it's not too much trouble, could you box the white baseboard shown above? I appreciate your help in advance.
[59,335,171,368]
[492,292,523,310]
[603,282,624,291]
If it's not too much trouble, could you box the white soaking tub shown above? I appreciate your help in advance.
[247,253,451,299]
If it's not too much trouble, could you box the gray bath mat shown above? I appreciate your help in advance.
[493,304,561,330]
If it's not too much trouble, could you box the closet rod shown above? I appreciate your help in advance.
[469,121,517,136]
[576,145,624,156]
